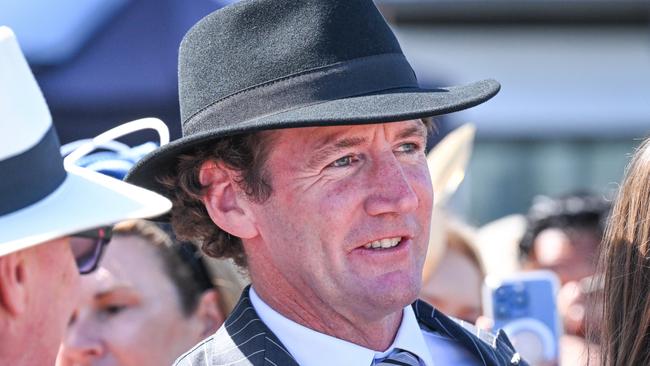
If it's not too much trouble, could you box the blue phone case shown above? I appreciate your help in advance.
[483,270,562,365]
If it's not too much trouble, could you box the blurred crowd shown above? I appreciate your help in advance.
[7,107,646,365]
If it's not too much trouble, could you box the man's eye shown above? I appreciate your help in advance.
[396,142,419,153]
[329,155,356,168]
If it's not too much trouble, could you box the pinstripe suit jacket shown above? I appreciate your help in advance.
[174,287,527,366]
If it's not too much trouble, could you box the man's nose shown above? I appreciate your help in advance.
[363,152,419,216]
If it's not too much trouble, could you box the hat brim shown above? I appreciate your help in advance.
[0,166,172,256]
[126,79,499,209]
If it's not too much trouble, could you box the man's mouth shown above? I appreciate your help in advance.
[362,236,402,250]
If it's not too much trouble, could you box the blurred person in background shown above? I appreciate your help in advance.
[476,214,526,280]
[0,26,170,365]
[595,137,650,366]
[519,192,609,365]
[420,218,485,324]
[519,192,610,337]
[57,220,246,366]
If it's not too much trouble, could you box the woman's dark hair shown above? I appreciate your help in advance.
[112,220,214,316]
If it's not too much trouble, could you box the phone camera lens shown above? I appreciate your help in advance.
[514,293,528,307]
[496,304,510,318]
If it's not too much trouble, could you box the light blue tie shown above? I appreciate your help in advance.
[375,349,421,366]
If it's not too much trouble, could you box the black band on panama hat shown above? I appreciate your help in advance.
[126,0,500,201]
[0,126,66,216]
[0,26,171,256]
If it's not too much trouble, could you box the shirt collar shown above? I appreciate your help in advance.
[249,287,434,366]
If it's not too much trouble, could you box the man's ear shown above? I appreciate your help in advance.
[199,160,258,239]
[193,289,225,337]
[0,252,27,316]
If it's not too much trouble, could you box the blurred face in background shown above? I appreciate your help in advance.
[57,234,222,366]
[530,227,600,285]
[420,246,483,323]
[529,227,602,338]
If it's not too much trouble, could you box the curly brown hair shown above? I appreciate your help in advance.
[160,119,434,269]
[158,132,275,268]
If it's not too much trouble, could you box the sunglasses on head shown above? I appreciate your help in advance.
[70,226,112,274]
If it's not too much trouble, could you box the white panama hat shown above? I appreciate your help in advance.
[0,26,172,257]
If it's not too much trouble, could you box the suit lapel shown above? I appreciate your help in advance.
[223,286,300,366]
[223,289,525,365]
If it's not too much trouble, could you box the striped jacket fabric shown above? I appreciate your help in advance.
[174,286,527,366]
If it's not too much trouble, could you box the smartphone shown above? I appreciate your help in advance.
[482,270,562,366]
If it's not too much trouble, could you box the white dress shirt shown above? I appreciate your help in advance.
[250,287,480,366]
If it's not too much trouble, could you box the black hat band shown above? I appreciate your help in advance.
[183,53,419,136]
[0,126,67,216]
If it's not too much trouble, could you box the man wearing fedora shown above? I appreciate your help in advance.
[0,27,171,365]
[127,0,526,365]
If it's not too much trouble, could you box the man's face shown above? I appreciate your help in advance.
[247,120,433,321]
[25,238,80,363]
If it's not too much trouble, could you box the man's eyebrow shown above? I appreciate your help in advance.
[396,123,428,141]
[307,135,367,169]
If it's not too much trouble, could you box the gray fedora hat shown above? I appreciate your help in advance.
[126,0,500,197]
